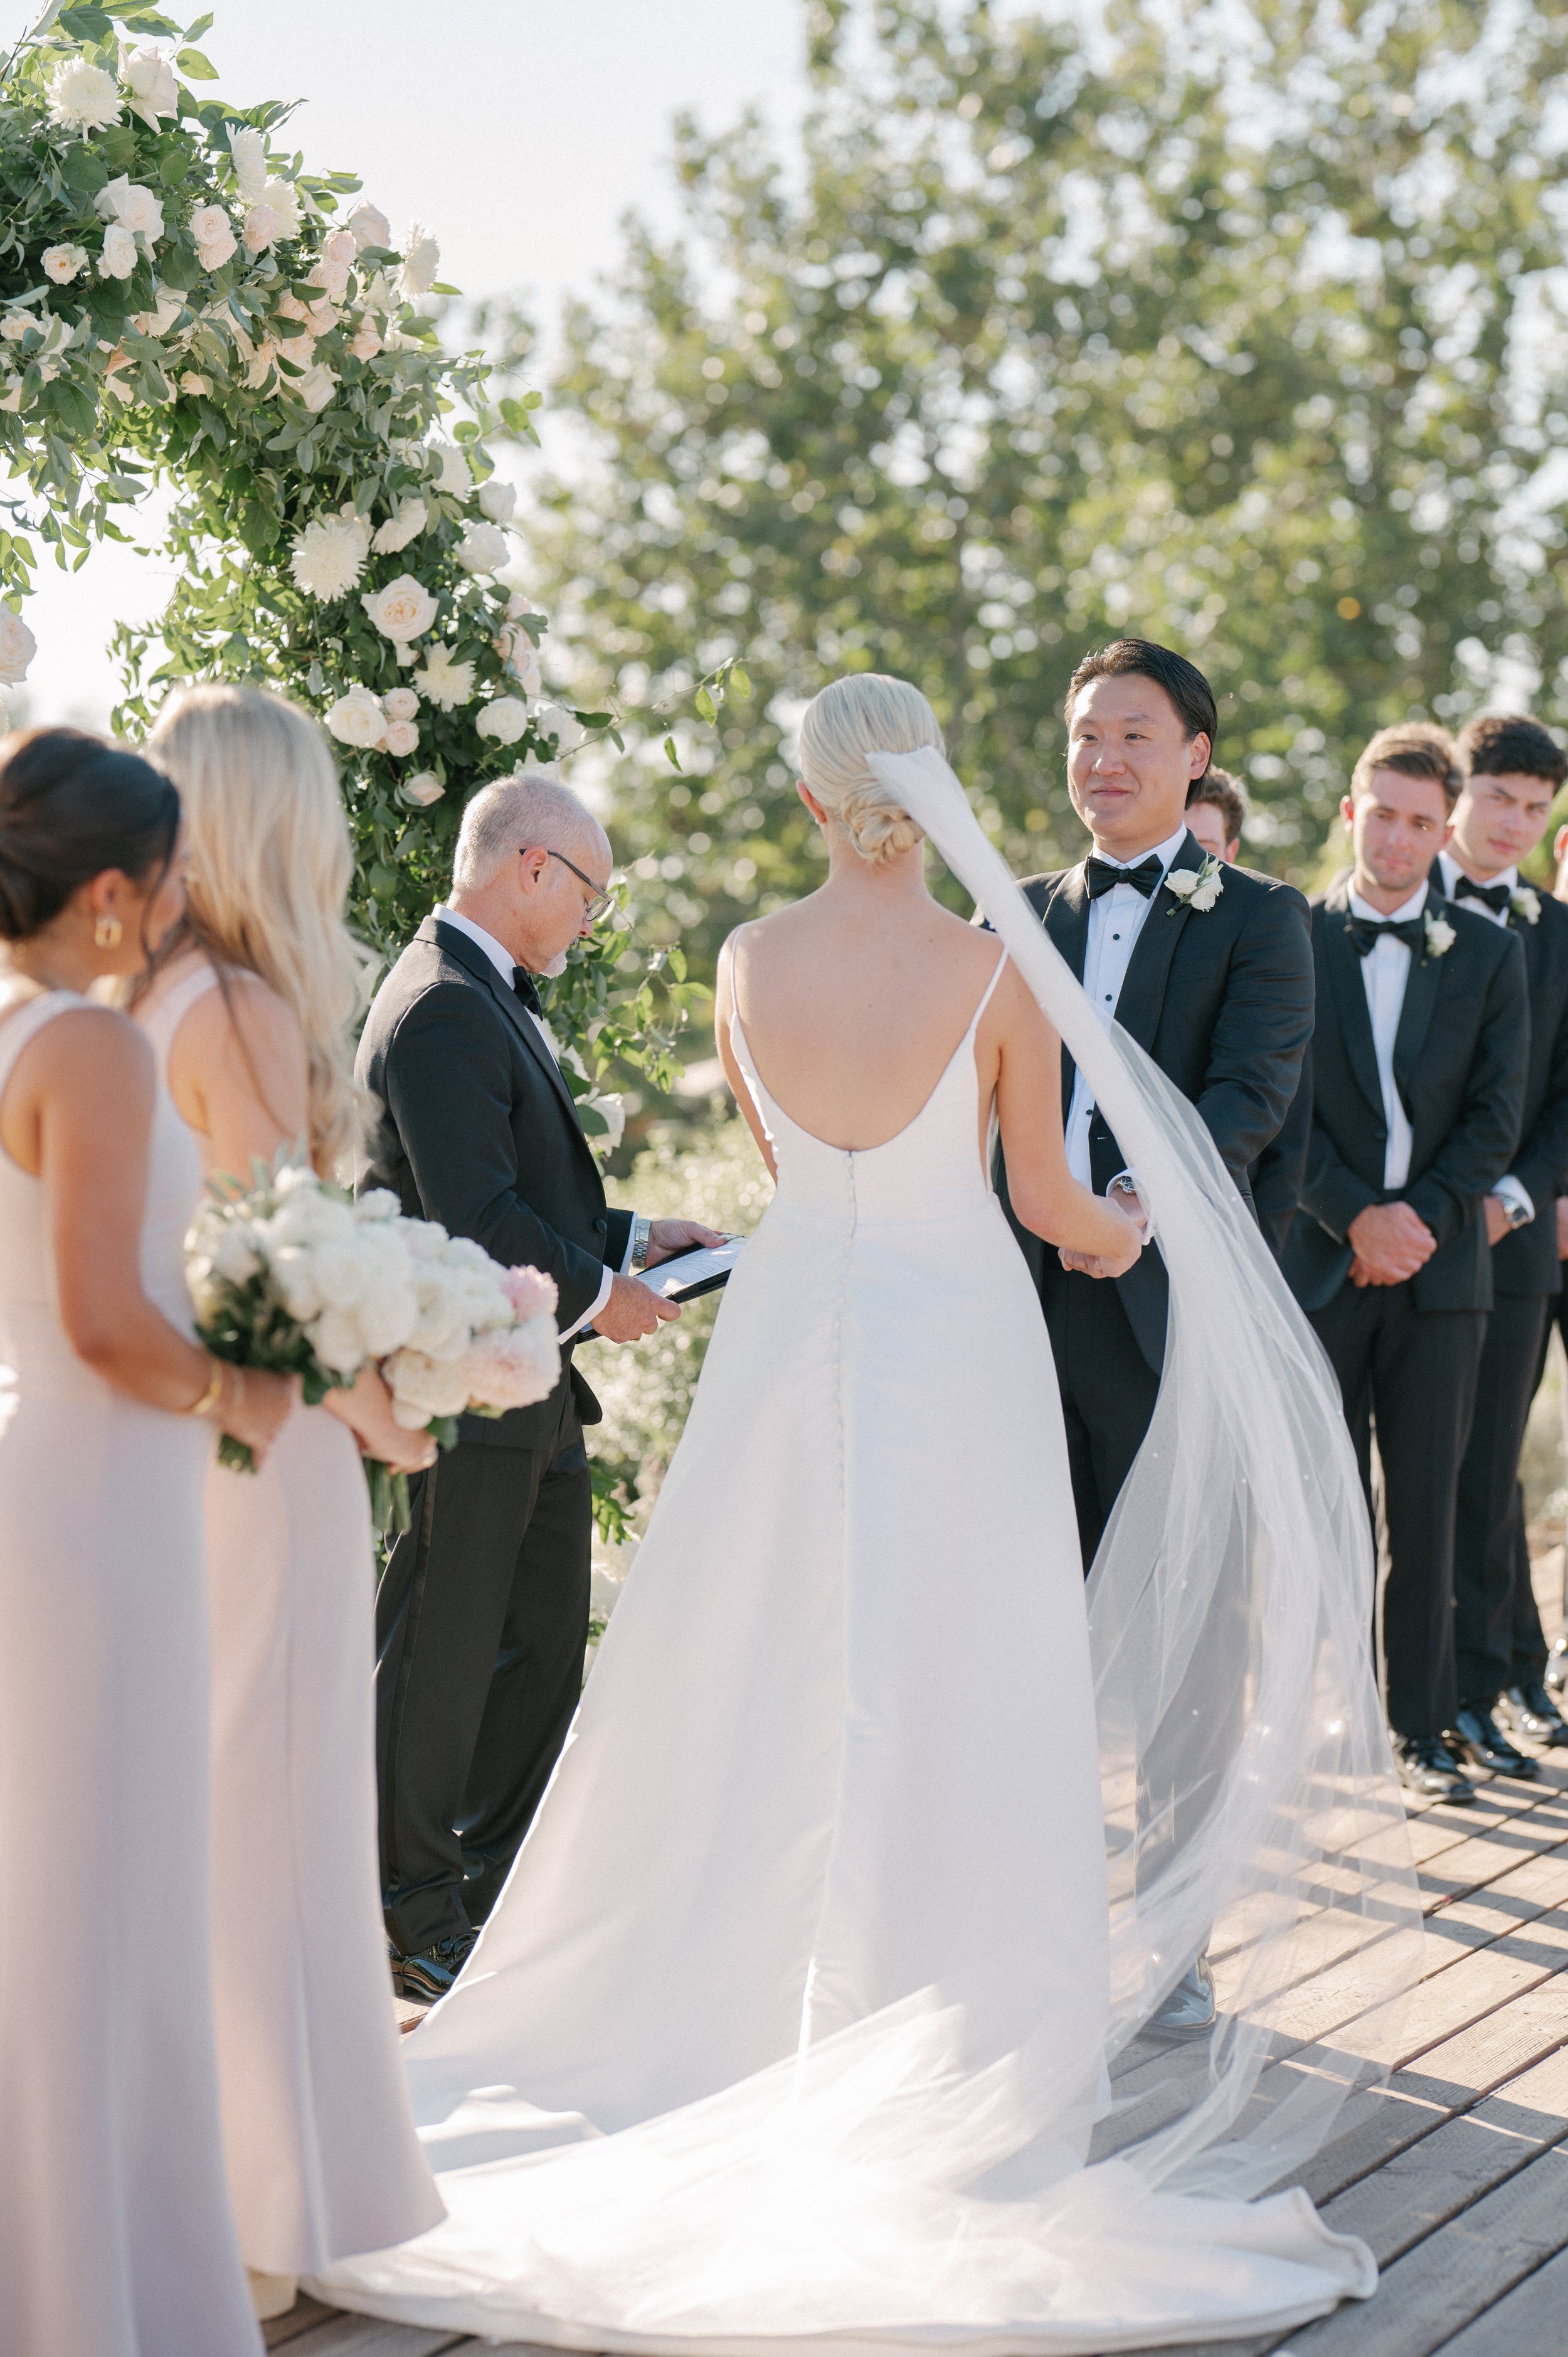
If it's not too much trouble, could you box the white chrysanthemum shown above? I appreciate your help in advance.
[425,439,472,497]
[455,521,510,577]
[476,696,528,745]
[371,497,426,554]
[119,43,177,129]
[413,644,475,711]
[48,59,122,132]
[362,573,438,644]
[289,508,371,602]
[478,478,516,524]
[325,686,387,750]
[0,609,38,687]
[260,175,301,240]
[230,125,268,203]
[399,223,440,299]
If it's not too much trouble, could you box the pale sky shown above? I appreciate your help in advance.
[6,0,807,728]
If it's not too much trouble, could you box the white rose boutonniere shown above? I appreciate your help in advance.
[1511,886,1542,925]
[1165,854,1225,914]
[1424,911,1456,959]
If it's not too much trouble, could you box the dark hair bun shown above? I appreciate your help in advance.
[0,727,181,942]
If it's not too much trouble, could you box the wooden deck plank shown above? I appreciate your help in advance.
[1434,2241,1568,2351]
[262,2312,469,2355]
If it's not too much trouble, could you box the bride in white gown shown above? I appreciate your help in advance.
[318,675,1420,2353]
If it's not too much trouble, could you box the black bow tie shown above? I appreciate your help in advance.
[512,966,543,1014]
[1350,915,1425,959]
[1085,853,1165,902]
[1452,873,1512,916]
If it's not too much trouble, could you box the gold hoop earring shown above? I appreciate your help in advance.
[93,915,123,950]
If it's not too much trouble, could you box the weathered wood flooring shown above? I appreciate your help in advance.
[267,1556,1568,2357]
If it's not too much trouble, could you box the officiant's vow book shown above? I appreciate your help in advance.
[583,1237,748,1338]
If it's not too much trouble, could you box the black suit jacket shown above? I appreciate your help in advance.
[355,915,633,1447]
[1000,829,1315,1371]
[1281,880,1529,1317]
[1428,863,1568,1300]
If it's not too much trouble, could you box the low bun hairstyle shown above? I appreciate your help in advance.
[0,726,180,942]
[796,673,943,865]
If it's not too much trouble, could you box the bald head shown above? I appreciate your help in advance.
[452,769,608,893]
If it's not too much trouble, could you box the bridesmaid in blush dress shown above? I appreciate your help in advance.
[135,684,442,2323]
[0,728,291,2357]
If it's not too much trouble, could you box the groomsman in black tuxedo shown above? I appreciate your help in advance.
[358,774,721,2001]
[999,641,1313,2037]
[1437,716,1568,1766]
[1281,724,1529,1806]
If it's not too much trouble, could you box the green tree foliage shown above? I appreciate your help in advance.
[516,0,1568,984]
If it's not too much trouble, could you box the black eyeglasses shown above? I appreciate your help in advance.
[521,846,614,924]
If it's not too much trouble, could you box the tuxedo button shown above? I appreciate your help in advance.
[595,1216,607,1233]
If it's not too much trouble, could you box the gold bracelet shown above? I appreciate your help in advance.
[185,1359,226,1419]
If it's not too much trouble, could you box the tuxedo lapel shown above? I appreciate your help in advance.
[1319,883,1387,1124]
[428,918,588,1136]
[1392,904,1445,1107]
[1111,830,1206,1055]
[1039,867,1091,1108]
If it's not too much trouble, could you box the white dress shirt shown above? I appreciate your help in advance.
[1065,824,1190,1188]
[434,904,630,1336]
[1348,882,1425,1191]
[1434,857,1533,1226]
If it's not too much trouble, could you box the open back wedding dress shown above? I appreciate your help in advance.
[319,749,1421,2353]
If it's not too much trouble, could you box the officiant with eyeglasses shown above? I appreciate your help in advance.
[1282,724,1528,1807]
[356,772,722,2004]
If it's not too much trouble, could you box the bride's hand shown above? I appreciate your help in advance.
[1059,1204,1145,1283]
[323,1365,439,1475]
[208,1366,294,1467]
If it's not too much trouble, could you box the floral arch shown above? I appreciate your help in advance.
[0,0,694,1119]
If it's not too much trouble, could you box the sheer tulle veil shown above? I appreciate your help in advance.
[864,744,1421,2196]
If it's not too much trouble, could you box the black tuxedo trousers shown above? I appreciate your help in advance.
[1310,1282,1486,1738]
[1454,1291,1552,1705]
[375,1383,591,1955]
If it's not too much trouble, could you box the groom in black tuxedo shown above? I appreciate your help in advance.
[1000,641,1315,1569]
[358,772,720,2001]
[1281,723,1528,1806]
[1436,716,1568,1768]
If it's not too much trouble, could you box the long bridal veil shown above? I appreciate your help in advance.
[864,745,1421,2202]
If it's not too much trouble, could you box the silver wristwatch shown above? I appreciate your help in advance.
[1495,1193,1532,1232]
[628,1213,653,1273]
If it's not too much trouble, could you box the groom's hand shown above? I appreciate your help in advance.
[644,1217,727,1267]
[596,1273,682,1343]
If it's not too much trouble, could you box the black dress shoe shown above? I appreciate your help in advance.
[1447,1705,1542,1781]
[1391,1733,1476,1804]
[1545,1639,1568,1702]
[1145,1954,1217,2042]
[389,1927,477,2004]
[1496,1682,1568,1748]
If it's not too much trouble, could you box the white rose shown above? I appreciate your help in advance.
[383,686,419,721]
[477,479,516,524]
[346,200,391,252]
[0,609,38,687]
[295,361,339,413]
[325,686,388,750]
[384,1347,474,1426]
[426,439,472,497]
[1424,914,1456,958]
[476,696,528,745]
[1512,886,1542,925]
[48,59,122,133]
[355,1189,401,1223]
[230,125,268,204]
[383,718,420,757]
[1189,873,1223,911]
[212,1225,262,1286]
[98,223,138,281]
[95,176,166,243]
[399,771,445,808]
[455,521,510,577]
[134,290,184,339]
[413,643,475,711]
[310,1306,370,1377]
[41,244,88,285]
[585,1090,626,1152]
[242,202,283,254]
[532,704,586,755]
[289,507,371,601]
[399,223,441,299]
[119,42,177,129]
[1,317,27,344]
[371,497,426,553]
[361,573,438,644]
[179,370,209,396]
[505,637,543,699]
[347,316,382,363]
[187,203,237,270]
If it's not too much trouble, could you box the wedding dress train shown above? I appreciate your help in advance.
[319,748,1418,2352]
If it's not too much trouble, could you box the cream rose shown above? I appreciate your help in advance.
[188,203,237,270]
[383,718,420,757]
[99,224,138,282]
[95,176,166,245]
[325,687,387,750]
[477,479,516,524]
[119,43,177,130]
[426,440,472,497]
[455,522,510,577]
[348,317,382,363]
[41,245,89,285]
[346,200,391,252]
[361,574,439,644]
[242,203,283,254]
[295,363,339,413]
[475,696,528,746]
[383,687,420,722]
[398,772,445,809]
[0,608,38,687]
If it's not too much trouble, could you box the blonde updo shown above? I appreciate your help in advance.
[796,673,943,865]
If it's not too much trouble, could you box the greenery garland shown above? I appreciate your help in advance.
[0,0,699,1140]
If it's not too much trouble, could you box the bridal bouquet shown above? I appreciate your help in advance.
[186,1165,561,1526]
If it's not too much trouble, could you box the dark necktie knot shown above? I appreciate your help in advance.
[1085,853,1164,902]
[1349,914,1425,959]
[1451,873,1512,917]
[512,966,543,1015]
